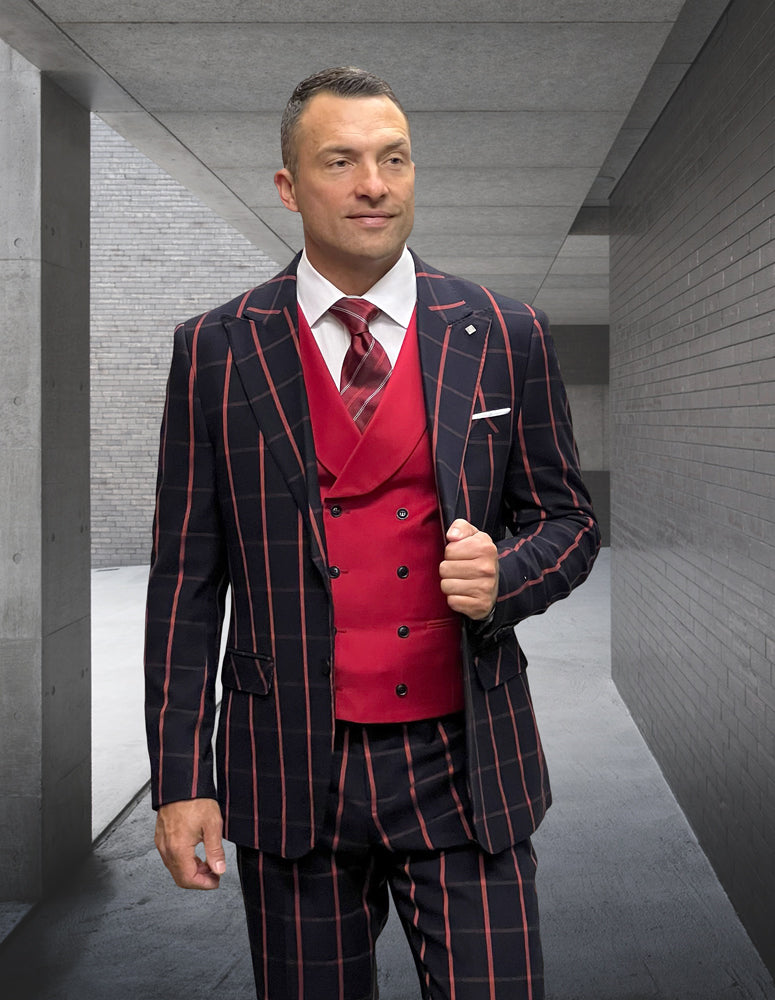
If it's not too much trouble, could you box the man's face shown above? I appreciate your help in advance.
[274,92,415,294]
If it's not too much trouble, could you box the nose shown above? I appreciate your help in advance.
[354,162,388,200]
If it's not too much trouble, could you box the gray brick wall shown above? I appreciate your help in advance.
[90,116,279,568]
[609,0,775,975]
[551,324,610,544]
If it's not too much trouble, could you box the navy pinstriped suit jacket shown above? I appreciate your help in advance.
[144,251,600,858]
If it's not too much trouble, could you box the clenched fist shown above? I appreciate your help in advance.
[439,519,498,620]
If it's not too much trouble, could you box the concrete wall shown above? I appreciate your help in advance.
[610,0,775,975]
[90,117,279,568]
[1,43,91,898]
[552,324,610,545]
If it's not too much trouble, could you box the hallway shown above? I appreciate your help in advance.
[1,550,772,999]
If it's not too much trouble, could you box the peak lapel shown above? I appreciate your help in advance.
[414,258,492,528]
[223,261,328,578]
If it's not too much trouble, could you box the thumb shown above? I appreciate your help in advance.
[446,518,478,542]
[203,820,226,876]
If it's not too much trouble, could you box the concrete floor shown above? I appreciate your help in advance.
[1,549,774,999]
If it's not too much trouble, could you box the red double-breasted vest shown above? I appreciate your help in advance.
[298,309,464,723]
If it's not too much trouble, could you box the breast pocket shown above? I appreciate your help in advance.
[461,415,512,530]
[470,406,511,435]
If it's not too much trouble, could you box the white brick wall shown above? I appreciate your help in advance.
[90,116,279,567]
[610,0,775,974]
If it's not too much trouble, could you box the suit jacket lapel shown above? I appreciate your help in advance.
[221,251,491,564]
[223,256,328,579]
[414,254,492,528]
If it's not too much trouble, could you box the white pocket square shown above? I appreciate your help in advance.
[471,407,511,421]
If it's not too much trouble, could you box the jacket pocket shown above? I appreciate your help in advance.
[471,630,527,690]
[222,647,275,695]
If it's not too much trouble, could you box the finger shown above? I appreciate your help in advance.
[440,576,493,596]
[445,592,494,620]
[154,799,224,891]
[440,555,495,579]
[443,571,496,612]
[162,846,222,891]
[203,819,226,877]
[443,532,497,564]
[157,837,199,887]
[439,559,493,580]
[186,855,223,891]
[440,559,498,619]
[446,518,478,542]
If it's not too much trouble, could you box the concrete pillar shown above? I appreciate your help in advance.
[0,40,91,900]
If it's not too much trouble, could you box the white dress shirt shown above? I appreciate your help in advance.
[296,247,417,385]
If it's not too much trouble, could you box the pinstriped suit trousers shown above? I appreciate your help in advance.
[237,713,543,1000]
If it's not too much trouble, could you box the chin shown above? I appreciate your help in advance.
[359,231,408,256]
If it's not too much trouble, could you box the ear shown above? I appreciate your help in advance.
[274,168,299,213]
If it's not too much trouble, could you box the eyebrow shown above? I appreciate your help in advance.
[319,138,411,158]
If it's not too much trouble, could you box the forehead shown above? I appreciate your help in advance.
[295,93,411,154]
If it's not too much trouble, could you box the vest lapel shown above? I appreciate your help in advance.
[414,255,493,528]
[297,314,361,479]
[223,259,328,580]
[332,312,425,497]
[300,311,426,498]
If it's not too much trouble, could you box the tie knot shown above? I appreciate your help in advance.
[329,297,381,338]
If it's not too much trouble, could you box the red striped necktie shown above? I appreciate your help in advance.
[329,297,392,431]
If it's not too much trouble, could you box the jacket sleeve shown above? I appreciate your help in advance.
[144,320,228,809]
[475,309,600,643]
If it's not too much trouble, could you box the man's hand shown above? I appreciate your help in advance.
[439,518,499,620]
[154,797,226,890]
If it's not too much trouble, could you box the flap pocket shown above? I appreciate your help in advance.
[222,647,275,695]
[472,631,527,690]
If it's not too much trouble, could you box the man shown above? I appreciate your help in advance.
[145,67,600,1000]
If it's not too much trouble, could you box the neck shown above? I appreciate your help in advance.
[304,249,402,296]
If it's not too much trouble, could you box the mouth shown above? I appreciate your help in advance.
[348,212,394,227]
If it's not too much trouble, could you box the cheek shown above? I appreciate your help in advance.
[303,191,343,224]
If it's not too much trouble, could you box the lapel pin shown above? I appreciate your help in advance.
[465,324,476,335]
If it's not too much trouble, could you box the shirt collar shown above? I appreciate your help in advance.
[296,246,417,328]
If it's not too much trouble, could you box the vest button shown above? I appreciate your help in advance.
[321,659,331,676]
[328,565,340,578]
[396,565,409,579]
[396,507,408,519]
[397,625,410,638]
[330,505,343,518]
[395,683,408,697]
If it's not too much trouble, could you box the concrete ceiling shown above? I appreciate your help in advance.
[1,0,729,324]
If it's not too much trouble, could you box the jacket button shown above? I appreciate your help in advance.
[397,625,410,638]
[395,683,408,697]
[397,565,409,579]
[321,659,331,677]
[328,565,340,578]
[330,505,343,518]
[396,507,408,519]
